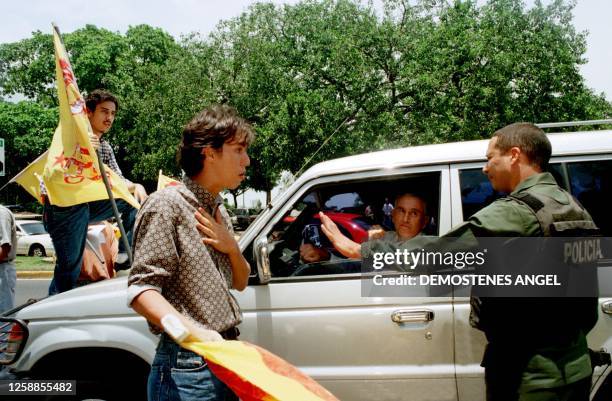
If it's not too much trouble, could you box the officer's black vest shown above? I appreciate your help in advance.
[469,187,600,346]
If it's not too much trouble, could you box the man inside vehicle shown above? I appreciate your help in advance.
[300,193,429,262]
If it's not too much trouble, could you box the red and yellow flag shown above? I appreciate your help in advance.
[41,26,138,209]
[157,170,181,191]
[182,340,339,401]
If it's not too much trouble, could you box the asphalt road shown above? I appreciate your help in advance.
[15,278,51,306]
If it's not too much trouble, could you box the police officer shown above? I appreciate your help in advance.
[321,122,598,401]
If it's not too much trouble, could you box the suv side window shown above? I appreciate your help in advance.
[265,172,441,278]
[459,161,611,235]
[567,160,612,236]
[458,169,504,218]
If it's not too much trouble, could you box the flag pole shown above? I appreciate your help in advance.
[95,151,133,264]
[52,23,133,265]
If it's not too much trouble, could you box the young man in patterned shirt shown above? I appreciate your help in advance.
[128,105,252,401]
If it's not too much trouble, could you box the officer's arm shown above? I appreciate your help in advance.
[319,212,361,259]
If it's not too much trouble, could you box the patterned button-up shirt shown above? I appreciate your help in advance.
[127,176,242,334]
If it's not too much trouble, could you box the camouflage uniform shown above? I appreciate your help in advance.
[362,172,597,401]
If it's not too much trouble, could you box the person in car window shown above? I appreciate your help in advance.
[128,105,253,401]
[306,193,428,261]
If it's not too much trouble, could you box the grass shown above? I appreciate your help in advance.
[15,256,55,271]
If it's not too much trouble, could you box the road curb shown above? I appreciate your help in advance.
[17,271,53,279]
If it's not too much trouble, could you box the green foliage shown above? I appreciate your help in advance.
[0,30,55,105]
[1,0,611,207]
[0,101,56,205]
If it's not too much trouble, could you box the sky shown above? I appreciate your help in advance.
[2,0,610,205]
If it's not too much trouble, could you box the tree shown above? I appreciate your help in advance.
[0,26,128,106]
[384,0,612,142]
[105,25,189,185]
[0,101,57,206]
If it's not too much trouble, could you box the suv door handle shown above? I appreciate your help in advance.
[391,309,434,324]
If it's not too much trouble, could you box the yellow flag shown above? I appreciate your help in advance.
[42,26,139,209]
[157,170,181,191]
[11,151,47,204]
[182,339,339,401]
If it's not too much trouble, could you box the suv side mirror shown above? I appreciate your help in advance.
[254,236,271,284]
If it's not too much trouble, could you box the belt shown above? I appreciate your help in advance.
[219,326,240,340]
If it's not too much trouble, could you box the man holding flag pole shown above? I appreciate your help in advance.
[30,25,145,294]
[43,88,144,294]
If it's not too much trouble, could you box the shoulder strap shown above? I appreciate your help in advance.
[509,192,545,213]
[507,192,553,236]
[508,190,598,237]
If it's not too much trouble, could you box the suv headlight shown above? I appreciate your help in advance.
[0,318,29,365]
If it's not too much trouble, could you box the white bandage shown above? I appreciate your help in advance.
[161,314,189,342]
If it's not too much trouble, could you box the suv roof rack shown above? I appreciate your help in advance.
[536,119,612,129]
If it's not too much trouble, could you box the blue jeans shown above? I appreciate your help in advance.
[43,198,137,295]
[148,334,236,401]
[0,262,16,313]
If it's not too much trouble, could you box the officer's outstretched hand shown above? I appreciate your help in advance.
[319,212,362,259]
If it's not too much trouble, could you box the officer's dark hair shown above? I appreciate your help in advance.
[493,122,552,171]
[85,89,119,112]
[178,104,255,177]
[394,193,429,217]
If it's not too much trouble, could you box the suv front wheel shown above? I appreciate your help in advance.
[28,348,149,401]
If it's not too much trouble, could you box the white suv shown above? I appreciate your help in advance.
[2,130,611,401]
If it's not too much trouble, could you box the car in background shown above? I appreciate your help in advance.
[231,208,250,229]
[15,220,55,257]
[231,208,261,230]
[248,208,262,223]
[5,204,26,213]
